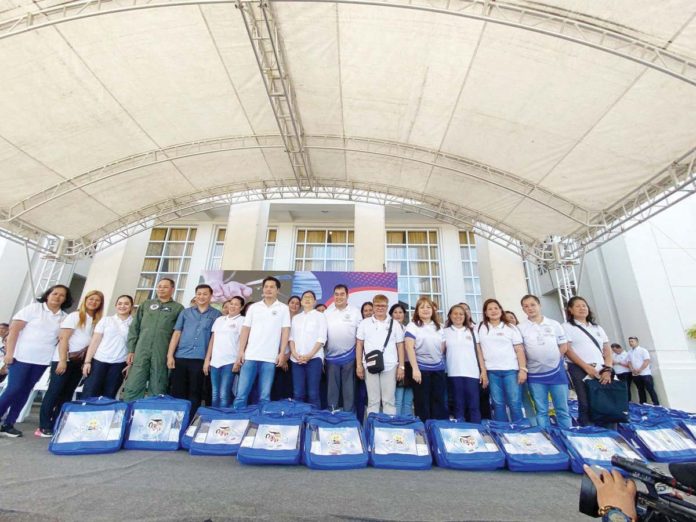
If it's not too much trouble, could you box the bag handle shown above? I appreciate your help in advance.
[381,319,394,352]
[573,322,603,354]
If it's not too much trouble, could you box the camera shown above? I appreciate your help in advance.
[579,456,696,521]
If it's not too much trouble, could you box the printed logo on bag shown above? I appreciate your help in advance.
[265,429,282,444]
[86,418,102,432]
[149,304,160,310]
[147,418,164,434]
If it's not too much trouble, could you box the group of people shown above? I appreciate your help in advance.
[0,276,659,439]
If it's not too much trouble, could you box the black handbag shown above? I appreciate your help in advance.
[585,378,629,424]
[365,319,393,374]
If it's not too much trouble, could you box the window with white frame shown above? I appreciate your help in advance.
[135,226,197,306]
[459,231,482,323]
[386,230,443,317]
[263,228,277,270]
[207,227,226,270]
[294,229,354,271]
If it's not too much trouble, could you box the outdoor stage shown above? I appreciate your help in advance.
[0,411,589,522]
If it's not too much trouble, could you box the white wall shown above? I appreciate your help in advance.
[477,238,528,320]
[0,239,32,321]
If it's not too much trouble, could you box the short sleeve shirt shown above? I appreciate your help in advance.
[612,350,631,375]
[404,321,444,369]
[93,315,132,364]
[629,346,652,376]
[52,312,95,362]
[243,300,291,363]
[477,322,523,371]
[290,309,328,362]
[174,306,222,360]
[210,314,244,368]
[12,303,66,365]
[562,321,608,368]
[356,317,404,372]
[324,305,361,356]
[517,317,566,375]
[444,326,479,379]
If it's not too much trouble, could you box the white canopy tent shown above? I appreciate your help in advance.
[0,0,694,266]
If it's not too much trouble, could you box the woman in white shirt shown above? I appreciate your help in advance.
[562,296,613,427]
[611,343,632,402]
[37,290,104,437]
[289,291,327,408]
[405,297,447,421]
[477,298,526,422]
[81,295,134,400]
[203,296,245,408]
[0,285,72,438]
[444,304,485,422]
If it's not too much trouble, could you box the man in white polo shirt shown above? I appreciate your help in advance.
[233,276,291,408]
[628,336,660,405]
[324,284,361,412]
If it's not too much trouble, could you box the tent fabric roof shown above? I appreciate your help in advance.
[0,0,695,256]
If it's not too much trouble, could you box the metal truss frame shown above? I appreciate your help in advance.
[235,0,314,190]
[1,0,695,87]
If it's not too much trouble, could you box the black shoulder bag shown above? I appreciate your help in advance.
[365,319,393,374]
[573,323,628,424]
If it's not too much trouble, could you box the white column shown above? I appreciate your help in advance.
[354,203,385,272]
[183,222,215,301]
[221,201,270,270]
[0,239,33,319]
[273,223,295,270]
[476,238,527,319]
[439,225,465,309]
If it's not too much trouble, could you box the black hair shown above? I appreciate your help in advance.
[314,303,326,310]
[360,301,373,319]
[0,322,9,328]
[159,277,176,288]
[565,296,596,325]
[241,300,254,316]
[195,284,213,294]
[333,284,349,294]
[230,296,245,307]
[611,343,623,349]
[628,336,639,342]
[302,290,317,300]
[262,276,281,289]
[389,303,406,316]
[115,295,134,305]
[520,294,540,305]
[37,284,73,310]
[288,295,301,305]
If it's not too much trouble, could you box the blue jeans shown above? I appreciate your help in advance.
[0,361,47,426]
[291,358,322,409]
[521,383,538,427]
[81,359,126,399]
[449,376,481,422]
[210,364,235,408]
[395,386,414,416]
[487,370,523,422]
[528,381,572,429]
[233,360,276,409]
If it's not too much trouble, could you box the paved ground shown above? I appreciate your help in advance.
[1,411,591,522]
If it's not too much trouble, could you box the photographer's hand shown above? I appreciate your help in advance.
[583,465,637,521]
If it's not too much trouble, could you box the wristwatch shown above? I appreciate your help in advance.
[598,506,634,522]
[399,365,405,370]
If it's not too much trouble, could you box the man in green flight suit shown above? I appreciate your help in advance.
[123,278,184,400]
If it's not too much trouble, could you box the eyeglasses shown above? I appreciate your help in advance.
[373,304,388,308]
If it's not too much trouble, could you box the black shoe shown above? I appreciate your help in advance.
[0,424,22,438]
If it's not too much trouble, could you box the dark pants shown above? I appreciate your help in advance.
[0,361,47,426]
[412,370,448,421]
[568,363,592,426]
[356,380,368,423]
[449,376,481,422]
[633,375,660,405]
[170,358,205,417]
[616,372,632,402]
[479,384,491,420]
[271,365,293,401]
[81,359,126,399]
[39,360,83,431]
[326,360,356,412]
[291,358,322,409]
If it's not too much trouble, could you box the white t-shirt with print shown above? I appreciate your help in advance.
[562,321,608,369]
[629,346,652,376]
[52,312,95,362]
[517,317,566,375]
[243,300,292,363]
[210,314,244,368]
[324,305,361,356]
[12,303,66,365]
[612,350,631,375]
[444,326,479,379]
[356,316,404,372]
[290,309,328,362]
[477,322,523,371]
[404,321,444,367]
[93,314,132,364]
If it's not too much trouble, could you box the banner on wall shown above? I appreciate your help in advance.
[200,270,398,310]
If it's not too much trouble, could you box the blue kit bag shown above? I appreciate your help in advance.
[261,399,315,417]
[555,426,645,474]
[618,419,696,463]
[426,420,505,471]
[49,397,129,455]
[304,411,368,470]
[488,423,569,472]
[123,395,190,451]
[181,406,219,450]
[366,413,431,470]
[189,406,259,456]
[237,412,305,465]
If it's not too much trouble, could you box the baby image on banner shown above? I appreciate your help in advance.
[441,428,499,454]
[374,427,425,455]
[567,436,642,461]
[55,410,124,444]
[129,410,183,443]
[252,424,300,451]
[195,419,249,445]
[312,427,363,456]
[500,432,560,455]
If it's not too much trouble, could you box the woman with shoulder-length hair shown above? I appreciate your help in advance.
[444,304,485,422]
[562,296,613,426]
[81,295,134,400]
[476,298,526,422]
[37,290,104,437]
[404,297,447,421]
[0,284,73,438]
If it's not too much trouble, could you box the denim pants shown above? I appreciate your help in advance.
[40,360,84,431]
[233,360,276,408]
[394,386,414,416]
[291,358,323,409]
[210,364,235,408]
[81,359,126,399]
[528,381,572,429]
[0,361,47,426]
[449,376,481,422]
[487,369,523,422]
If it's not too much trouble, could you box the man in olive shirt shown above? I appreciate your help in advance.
[123,278,184,400]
